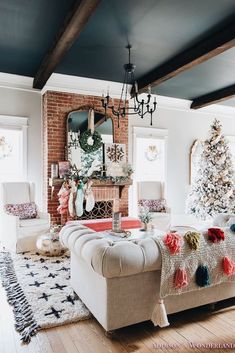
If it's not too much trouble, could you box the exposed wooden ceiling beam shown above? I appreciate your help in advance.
[190,84,235,109]
[33,0,101,89]
[134,21,235,95]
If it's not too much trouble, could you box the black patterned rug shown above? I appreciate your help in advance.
[0,251,91,343]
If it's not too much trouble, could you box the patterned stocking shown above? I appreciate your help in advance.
[75,182,84,217]
[85,180,95,212]
[68,180,77,218]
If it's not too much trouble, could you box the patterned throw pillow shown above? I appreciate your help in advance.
[138,199,166,213]
[4,202,38,220]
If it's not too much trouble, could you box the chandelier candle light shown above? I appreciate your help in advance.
[101,45,157,127]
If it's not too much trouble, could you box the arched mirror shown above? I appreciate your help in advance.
[189,139,203,184]
[67,110,114,175]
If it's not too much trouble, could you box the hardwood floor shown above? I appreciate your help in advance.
[0,283,234,353]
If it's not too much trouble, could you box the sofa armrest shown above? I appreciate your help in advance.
[165,206,171,213]
[0,212,19,251]
[1,211,19,228]
[37,211,50,223]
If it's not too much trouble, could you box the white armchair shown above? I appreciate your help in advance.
[137,181,171,231]
[0,182,50,253]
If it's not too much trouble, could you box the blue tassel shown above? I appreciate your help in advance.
[230,224,235,232]
[196,265,210,287]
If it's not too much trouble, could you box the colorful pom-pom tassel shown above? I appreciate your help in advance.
[174,268,188,289]
[184,231,201,250]
[196,265,210,287]
[230,224,235,232]
[207,228,225,243]
[223,256,235,276]
[163,232,182,254]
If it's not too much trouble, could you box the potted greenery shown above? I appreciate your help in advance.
[138,206,153,231]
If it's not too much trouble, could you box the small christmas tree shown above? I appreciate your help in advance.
[186,119,235,219]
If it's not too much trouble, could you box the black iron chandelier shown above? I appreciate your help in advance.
[101,45,157,126]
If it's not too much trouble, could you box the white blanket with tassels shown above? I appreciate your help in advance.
[151,227,235,327]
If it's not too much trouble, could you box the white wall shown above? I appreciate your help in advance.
[1,74,235,216]
[129,97,235,215]
[0,87,43,207]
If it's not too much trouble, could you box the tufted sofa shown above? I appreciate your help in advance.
[60,223,235,332]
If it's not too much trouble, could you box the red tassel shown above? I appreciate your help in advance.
[208,228,225,243]
[223,256,235,276]
[174,268,188,289]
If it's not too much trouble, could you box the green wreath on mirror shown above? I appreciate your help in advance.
[79,129,103,153]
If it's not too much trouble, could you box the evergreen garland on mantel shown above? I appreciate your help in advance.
[63,172,131,185]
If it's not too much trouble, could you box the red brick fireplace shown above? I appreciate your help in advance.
[43,90,129,224]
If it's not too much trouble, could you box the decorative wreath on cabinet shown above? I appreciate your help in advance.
[79,129,103,153]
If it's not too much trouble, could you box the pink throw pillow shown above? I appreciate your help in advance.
[4,202,38,220]
[138,199,166,212]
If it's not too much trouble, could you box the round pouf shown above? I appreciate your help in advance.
[36,233,67,256]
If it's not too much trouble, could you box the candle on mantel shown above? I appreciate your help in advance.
[112,212,122,232]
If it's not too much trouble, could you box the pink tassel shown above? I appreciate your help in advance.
[223,256,235,276]
[164,232,182,254]
[174,268,188,289]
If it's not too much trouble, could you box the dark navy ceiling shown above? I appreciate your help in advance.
[0,0,235,107]
[153,47,235,99]
[0,0,76,76]
[56,0,235,82]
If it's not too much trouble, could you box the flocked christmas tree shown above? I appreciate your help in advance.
[186,119,235,219]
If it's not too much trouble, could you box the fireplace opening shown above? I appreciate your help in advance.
[78,200,114,219]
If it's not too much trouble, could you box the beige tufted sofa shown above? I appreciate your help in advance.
[60,223,235,332]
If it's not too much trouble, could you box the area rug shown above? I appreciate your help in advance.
[0,251,91,343]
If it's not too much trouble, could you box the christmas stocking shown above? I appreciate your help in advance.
[68,180,76,218]
[75,182,84,217]
[85,180,95,212]
[57,182,70,215]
